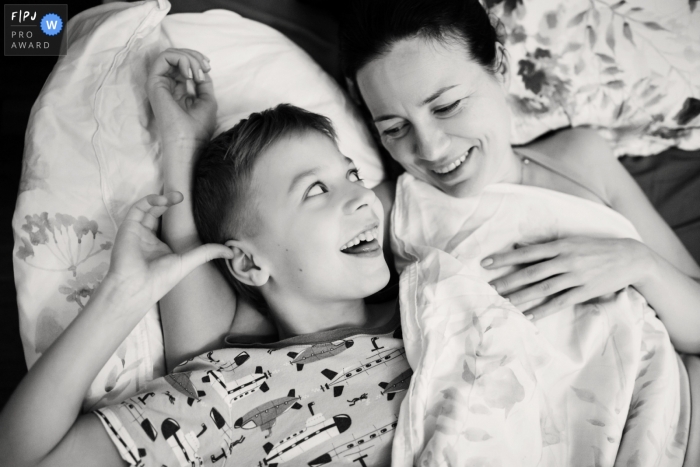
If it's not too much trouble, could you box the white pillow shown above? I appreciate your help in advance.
[13,0,384,410]
[161,10,385,186]
[14,0,169,411]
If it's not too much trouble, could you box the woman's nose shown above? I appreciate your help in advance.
[414,123,449,161]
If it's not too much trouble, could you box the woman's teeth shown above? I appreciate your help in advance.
[340,227,380,251]
[432,149,471,175]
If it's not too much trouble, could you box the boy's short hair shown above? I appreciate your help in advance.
[192,103,338,314]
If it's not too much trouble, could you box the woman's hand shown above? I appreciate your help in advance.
[147,48,217,148]
[106,193,233,313]
[482,236,651,320]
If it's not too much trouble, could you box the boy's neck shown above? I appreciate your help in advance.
[267,295,375,340]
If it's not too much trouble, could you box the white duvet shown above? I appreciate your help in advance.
[390,174,690,466]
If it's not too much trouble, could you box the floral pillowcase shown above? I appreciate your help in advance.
[485,0,700,156]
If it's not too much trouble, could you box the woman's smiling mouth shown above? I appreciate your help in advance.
[431,147,474,176]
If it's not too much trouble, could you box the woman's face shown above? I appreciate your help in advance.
[357,36,514,198]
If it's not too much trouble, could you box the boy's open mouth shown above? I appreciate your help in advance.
[341,226,380,255]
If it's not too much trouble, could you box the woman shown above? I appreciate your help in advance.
[339,0,700,464]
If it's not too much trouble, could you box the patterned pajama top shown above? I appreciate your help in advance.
[94,310,409,467]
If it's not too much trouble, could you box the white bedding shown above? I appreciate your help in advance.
[390,174,690,466]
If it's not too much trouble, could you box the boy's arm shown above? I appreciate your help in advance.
[0,279,140,467]
[0,194,232,467]
[147,49,242,371]
[159,140,241,371]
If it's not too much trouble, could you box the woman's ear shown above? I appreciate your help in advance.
[494,43,511,93]
[224,240,270,287]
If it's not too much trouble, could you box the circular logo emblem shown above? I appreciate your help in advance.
[40,13,63,36]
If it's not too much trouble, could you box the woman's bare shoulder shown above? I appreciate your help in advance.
[522,127,615,202]
[526,128,614,165]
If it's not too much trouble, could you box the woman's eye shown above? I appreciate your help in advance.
[382,123,408,139]
[348,169,365,185]
[434,100,461,116]
[306,183,328,198]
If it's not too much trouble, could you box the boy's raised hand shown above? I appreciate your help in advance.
[147,48,217,147]
[107,193,233,313]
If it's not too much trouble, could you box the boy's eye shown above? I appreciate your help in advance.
[434,100,461,116]
[306,182,328,198]
[348,168,365,184]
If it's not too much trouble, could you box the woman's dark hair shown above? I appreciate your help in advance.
[339,0,503,179]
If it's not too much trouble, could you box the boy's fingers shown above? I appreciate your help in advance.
[176,49,209,83]
[195,75,216,102]
[160,50,196,81]
[151,49,211,85]
[163,191,184,205]
[179,48,211,71]
[141,211,160,231]
[124,194,167,224]
[124,193,182,226]
[142,192,184,230]
[179,244,234,277]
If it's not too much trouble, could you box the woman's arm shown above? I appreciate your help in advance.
[597,136,700,353]
[486,130,700,353]
[0,194,232,467]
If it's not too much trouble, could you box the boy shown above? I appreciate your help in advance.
[0,49,405,467]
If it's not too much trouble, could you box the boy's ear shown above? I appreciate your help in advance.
[494,43,511,93]
[224,240,270,287]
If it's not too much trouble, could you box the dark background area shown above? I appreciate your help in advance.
[1,0,699,411]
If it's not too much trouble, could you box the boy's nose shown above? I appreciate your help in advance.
[344,183,376,213]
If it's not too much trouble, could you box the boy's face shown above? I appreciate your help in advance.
[247,131,390,303]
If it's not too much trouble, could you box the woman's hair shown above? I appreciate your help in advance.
[339,0,503,179]
[341,0,502,82]
[192,104,337,314]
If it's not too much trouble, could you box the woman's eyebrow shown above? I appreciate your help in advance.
[373,85,460,122]
[420,84,459,105]
[373,114,401,123]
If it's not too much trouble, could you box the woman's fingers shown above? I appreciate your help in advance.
[489,257,568,294]
[524,286,592,321]
[504,273,576,306]
[481,241,560,270]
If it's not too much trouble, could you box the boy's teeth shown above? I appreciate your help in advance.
[432,150,470,174]
[340,227,379,251]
